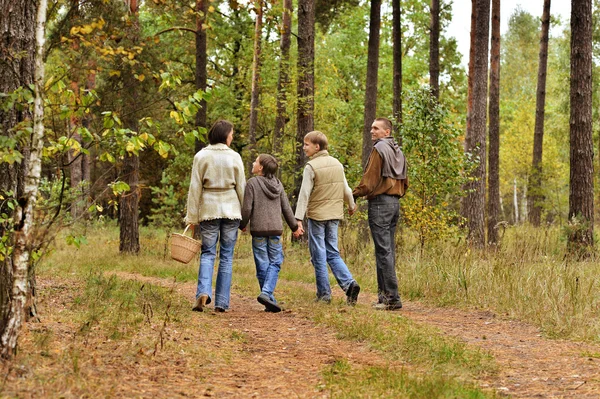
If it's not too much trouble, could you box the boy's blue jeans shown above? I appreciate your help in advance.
[307,219,354,300]
[196,218,240,310]
[252,236,284,302]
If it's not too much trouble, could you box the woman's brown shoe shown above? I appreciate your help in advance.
[192,294,209,312]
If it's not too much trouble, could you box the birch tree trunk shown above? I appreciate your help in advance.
[527,0,551,226]
[0,0,46,358]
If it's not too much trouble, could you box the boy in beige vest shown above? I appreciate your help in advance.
[294,131,360,305]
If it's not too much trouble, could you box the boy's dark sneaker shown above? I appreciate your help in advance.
[346,281,361,306]
[257,293,282,313]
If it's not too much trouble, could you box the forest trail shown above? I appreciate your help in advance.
[109,271,600,398]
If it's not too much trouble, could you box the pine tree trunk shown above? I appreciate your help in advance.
[195,0,208,154]
[392,0,402,141]
[247,0,263,173]
[0,0,46,358]
[461,0,490,247]
[272,0,293,158]
[119,0,140,254]
[361,0,382,169]
[487,0,501,245]
[527,0,551,227]
[568,0,594,253]
[429,0,440,101]
[293,0,315,204]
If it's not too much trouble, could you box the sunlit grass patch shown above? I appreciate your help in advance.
[322,358,495,399]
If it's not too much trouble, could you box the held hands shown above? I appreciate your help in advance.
[348,204,357,216]
[293,220,304,238]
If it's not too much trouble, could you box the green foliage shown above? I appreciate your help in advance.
[400,88,474,247]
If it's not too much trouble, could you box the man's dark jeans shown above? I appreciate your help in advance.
[368,194,401,304]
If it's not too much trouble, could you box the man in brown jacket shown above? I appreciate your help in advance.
[353,117,408,310]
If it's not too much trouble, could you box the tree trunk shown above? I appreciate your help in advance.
[568,0,594,253]
[392,0,402,141]
[527,0,551,227]
[247,0,263,173]
[361,0,382,169]
[272,0,293,158]
[487,0,501,245]
[293,0,315,204]
[0,0,37,349]
[195,0,208,153]
[429,0,440,101]
[0,0,46,358]
[119,0,140,254]
[461,0,490,247]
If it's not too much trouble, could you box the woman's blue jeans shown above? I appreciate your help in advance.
[307,219,354,300]
[252,236,283,302]
[196,218,240,310]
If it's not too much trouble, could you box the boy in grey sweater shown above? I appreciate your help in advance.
[240,154,303,312]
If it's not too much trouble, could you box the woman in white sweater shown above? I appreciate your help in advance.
[185,120,245,312]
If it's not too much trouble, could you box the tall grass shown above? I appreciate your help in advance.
[340,222,600,342]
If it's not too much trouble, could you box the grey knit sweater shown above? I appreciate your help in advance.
[240,176,298,236]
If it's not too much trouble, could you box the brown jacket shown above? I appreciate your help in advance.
[353,150,408,200]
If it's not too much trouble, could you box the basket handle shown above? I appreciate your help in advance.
[183,224,193,235]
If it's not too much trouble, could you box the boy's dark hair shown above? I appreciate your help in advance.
[304,131,328,151]
[208,120,234,145]
[258,154,278,178]
[375,117,393,133]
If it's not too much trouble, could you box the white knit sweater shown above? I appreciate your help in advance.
[185,144,246,224]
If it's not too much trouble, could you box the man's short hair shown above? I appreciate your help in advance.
[208,119,234,145]
[258,154,278,178]
[375,117,393,133]
[304,131,328,151]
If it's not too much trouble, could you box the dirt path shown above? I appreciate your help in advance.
[110,272,390,398]
[110,271,600,399]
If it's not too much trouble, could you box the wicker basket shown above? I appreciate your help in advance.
[171,225,201,264]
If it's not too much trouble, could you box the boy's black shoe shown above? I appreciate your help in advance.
[346,281,361,306]
[257,293,282,313]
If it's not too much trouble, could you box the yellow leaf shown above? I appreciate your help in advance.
[109,70,121,77]
[208,5,215,12]
[139,133,149,141]
[70,26,80,35]
[80,24,94,34]
[126,142,135,153]
[136,74,145,81]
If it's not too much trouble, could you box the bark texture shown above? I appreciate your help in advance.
[361,0,382,169]
[392,0,402,141]
[568,0,594,253]
[429,0,440,101]
[247,0,263,173]
[118,0,140,254]
[0,0,46,358]
[487,0,501,245]
[461,0,490,247]
[293,0,315,204]
[195,0,208,153]
[272,0,293,158]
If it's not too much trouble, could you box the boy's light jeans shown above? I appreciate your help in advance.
[196,218,240,310]
[307,219,354,300]
[252,236,284,302]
